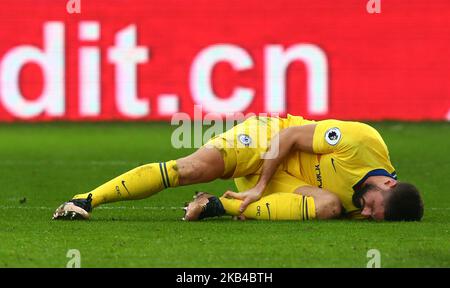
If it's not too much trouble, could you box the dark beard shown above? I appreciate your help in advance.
[352,184,376,208]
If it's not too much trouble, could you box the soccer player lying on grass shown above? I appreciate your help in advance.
[53,115,424,222]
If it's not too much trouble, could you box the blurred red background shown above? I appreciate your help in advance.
[0,0,448,121]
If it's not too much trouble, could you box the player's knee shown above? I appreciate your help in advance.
[177,159,207,184]
[176,147,226,185]
[316,193,342,219]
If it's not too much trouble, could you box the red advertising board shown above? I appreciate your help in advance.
[0,0,448,121]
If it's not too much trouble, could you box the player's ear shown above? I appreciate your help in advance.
[384,178,397,188]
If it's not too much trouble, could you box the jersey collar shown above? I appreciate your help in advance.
[353,169,397,192]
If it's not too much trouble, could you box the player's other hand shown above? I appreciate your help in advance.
[223,188,263,214]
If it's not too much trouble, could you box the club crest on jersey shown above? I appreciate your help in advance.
[238,134,252,146]
[325,127,341,146]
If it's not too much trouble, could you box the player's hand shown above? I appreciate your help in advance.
[223,188,263,214]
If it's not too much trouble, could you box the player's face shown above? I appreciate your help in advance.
[356,178,397,220]
[359,188,386,220]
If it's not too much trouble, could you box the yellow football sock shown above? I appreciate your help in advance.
[72,161,179,207]
[220,193,316,220]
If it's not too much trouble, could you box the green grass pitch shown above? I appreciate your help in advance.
[0,121,448,268]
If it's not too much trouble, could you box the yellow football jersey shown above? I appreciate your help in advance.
[282,115,397,217]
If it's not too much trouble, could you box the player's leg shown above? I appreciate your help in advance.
[223,171,319,220]
[220,192,316,220]
[220,186,342,220]
[67,116,269,209]
[53,146,229,220]
[183,191,316,221]
[71,146,225,208]
[54,116,268,219]
[184,171,342,221]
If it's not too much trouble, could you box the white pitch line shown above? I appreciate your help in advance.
[0,206,449,210]
[97,206,183,210]
[0,206,183,210]
[0,160,137,166]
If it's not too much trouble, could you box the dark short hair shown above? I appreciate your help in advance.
[384,182,424,221]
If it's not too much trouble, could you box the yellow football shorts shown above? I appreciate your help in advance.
[203,116,310,195]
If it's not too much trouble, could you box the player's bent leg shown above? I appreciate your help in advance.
[183,192,316,221]
[183,185,343,221]
[220,193,316,220]
[53,147,226,220]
